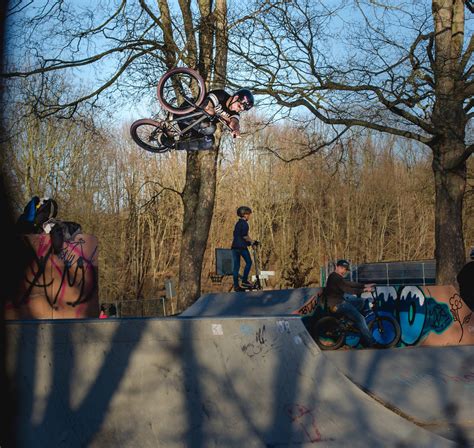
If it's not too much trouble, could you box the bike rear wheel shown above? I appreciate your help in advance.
[157,67,206,115]
[310,316,345,350]
[369,315,401,348]
[130,119,173,153]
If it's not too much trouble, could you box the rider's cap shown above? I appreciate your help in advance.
[336,259,350,269]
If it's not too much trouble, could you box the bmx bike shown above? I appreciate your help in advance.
[308,291,401,350]
[130,67,233,153]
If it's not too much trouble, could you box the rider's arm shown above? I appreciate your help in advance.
[229,117,240,137]
[338,277,365,295]
[239,221,254,246]
[241,221,253,245]
[203,100,216,116]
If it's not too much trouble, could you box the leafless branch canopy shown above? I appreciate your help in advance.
[229,0,473,153]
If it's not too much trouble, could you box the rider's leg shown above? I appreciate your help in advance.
[334,301,375,346]
[241,248,253,285]
[197,121,216,135]
[232,249,242,289]
[345,295,370,313]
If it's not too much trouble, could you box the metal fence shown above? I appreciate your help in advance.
[321,260,436,286]
[101,298,173,318]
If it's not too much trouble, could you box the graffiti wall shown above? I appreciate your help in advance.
[295,285,474,347]
[5,233,99,319]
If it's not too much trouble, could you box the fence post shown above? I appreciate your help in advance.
[165,278,176,314]
[161,296,166,317]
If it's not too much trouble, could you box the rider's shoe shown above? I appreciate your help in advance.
[241,281,253,289]
[234,286,246,292]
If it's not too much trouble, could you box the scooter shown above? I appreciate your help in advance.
[240,242,263,291]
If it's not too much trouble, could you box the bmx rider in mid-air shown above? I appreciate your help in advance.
[159,88,254,148]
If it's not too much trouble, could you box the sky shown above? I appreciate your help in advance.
[3,0,473,129]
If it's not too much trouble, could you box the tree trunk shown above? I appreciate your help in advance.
[430,0,468,285]
[178,148,220,310]
[431,140,467,285]
[177,0,228,310]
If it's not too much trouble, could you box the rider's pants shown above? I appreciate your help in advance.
[232,248,252,288]
[333,298,374,345]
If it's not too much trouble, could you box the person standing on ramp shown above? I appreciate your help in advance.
[231,206,258,292]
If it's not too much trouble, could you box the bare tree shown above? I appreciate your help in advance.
[230,0,473,285]
[3,0,239,308]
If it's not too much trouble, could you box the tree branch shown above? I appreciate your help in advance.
[2,40,162,78]
[255,90,432,144]
[32,49,150,117]
[256,126,350,163]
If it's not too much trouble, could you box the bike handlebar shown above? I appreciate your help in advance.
[184,98,235,133]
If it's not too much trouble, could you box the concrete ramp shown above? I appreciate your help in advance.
[181,287,319,316]
[326,345,474,445]
[7,317,454,447]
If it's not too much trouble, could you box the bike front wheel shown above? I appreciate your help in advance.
[130,119,173,153]
[310,316,345,350]
[157,67,206,115]
[369,315,401,348]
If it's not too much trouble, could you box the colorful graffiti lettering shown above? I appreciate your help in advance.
[297,285,474,347]
[5,233,99,319]
[368,286,453,346]
[298,294,321,316]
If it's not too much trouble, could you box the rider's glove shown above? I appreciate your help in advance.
[252,240,260,247]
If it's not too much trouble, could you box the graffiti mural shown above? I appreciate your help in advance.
[449,293,473,343]
[363,286,453,346]
[296,285,474,347]
[5,233,99,319]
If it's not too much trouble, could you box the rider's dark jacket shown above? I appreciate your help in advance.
[204,90,240,122]
[231,218,250,250]
[322,272,365,308]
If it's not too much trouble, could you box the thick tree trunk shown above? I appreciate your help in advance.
[176,0,228,310]
[430,0,468,286]
[431,140,467,285]
[177,146,220,311]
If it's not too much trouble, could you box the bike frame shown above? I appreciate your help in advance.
[168,96,233,138]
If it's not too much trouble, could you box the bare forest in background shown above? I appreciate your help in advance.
[3,98,473,313]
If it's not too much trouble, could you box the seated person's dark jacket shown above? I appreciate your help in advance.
[457,261,474,312]
[323,272,366,309]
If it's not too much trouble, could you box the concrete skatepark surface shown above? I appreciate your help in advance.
[180,288,319,317]
[326,345,474,445]
[7,316,470,447]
